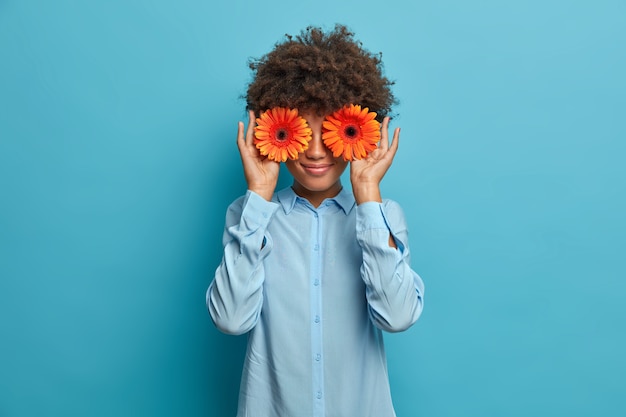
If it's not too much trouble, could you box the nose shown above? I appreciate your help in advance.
[302,114,328,160]
[305,131,327,159]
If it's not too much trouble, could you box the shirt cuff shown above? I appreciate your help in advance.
[241,190,280,228]
[356,201,391,232]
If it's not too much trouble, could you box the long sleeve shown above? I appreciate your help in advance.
[356,200,425,332]
[207,191,279,335]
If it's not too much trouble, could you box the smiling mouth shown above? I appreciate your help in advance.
[301,164,333,175]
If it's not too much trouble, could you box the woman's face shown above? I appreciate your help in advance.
[284,112,349,207]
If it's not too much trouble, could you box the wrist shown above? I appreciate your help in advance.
[352,183,382,204]
[248,185,275,202]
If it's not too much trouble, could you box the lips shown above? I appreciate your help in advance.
[301,163,333,176]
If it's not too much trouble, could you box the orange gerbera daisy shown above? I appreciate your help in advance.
[322,104,381,161]
[254,107,312,162]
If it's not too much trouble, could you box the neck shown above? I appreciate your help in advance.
[291,182,343,208]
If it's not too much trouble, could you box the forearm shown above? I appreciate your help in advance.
[357,201,424,332]
[360,240,423,332]
[353,184,400,248]
[207,191,278,334]
[209,252,265,336]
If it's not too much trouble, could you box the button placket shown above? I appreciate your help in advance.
[310,208,325,415]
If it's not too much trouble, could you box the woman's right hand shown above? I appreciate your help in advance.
[237,110,280,201]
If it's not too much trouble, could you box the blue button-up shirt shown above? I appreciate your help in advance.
[207,187,424,417]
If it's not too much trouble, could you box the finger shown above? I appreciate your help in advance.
[388,127,400,158]
[379,116,390,152]
[236,121,245,150]
[245,110,256,147]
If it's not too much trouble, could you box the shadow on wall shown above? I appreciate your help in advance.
[203,327,247,414]
[199,146,249,415]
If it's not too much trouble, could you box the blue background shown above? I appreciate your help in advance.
[1,0,625,416]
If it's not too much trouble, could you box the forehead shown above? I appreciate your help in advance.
[299,112,326,125]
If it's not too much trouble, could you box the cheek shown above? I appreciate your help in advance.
[335,159,349,172]
[332,162,349,180]
[284,160,297,175]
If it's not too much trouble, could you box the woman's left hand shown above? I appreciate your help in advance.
[350,116,400,204]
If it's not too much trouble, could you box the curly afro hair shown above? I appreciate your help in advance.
[246,25,396,121]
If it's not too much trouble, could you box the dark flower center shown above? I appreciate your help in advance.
[275,128,288,142]
[345,125,358,138]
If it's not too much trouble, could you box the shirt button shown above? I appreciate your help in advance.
[314,315,320,323]
[315,354,321,361]
[313,279,319,286]
[314,244,319,251]
[316,391,322,399]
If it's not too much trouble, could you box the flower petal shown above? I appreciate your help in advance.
[322,104,381,161]
[254,107,312,162]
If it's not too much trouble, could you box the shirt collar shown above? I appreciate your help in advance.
[275,186,356,215]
